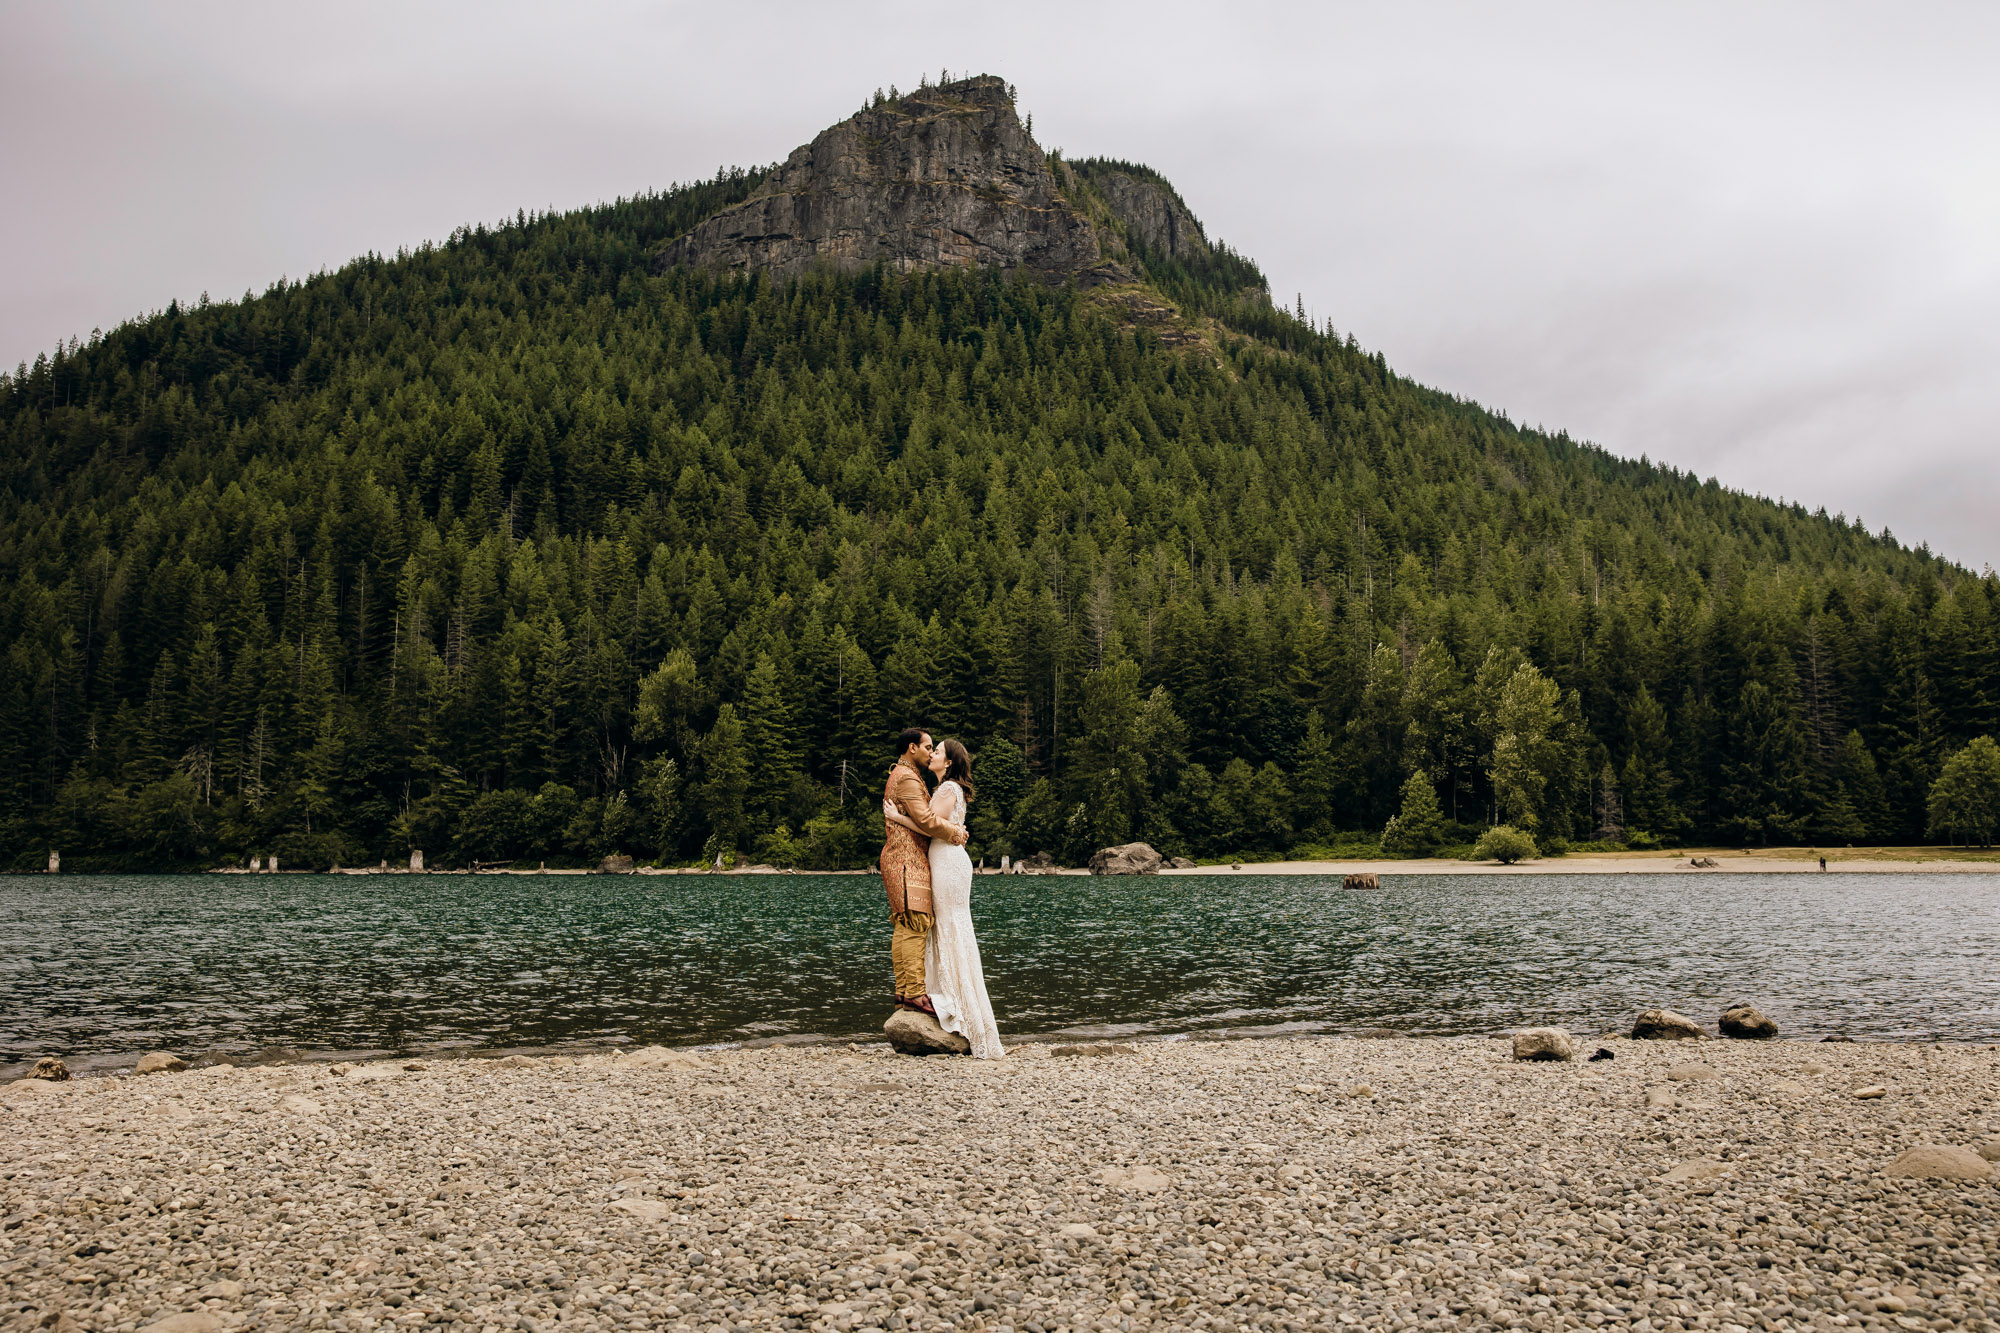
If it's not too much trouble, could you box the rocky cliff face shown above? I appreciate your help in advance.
[1072,162,1211,262]
[658,76,1121,283]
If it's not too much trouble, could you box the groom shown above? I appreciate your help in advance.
[881,727,969,1015]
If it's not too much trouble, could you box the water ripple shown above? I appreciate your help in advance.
[1,871,1996,1063]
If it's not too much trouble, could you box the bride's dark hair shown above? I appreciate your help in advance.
[940,738,975,803]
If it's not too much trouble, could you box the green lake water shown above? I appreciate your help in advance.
[3,872,1996,1071]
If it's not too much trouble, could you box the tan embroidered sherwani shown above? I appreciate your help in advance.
[881,758,958,999]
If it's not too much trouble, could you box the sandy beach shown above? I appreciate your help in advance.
[4,1035,1997,1332]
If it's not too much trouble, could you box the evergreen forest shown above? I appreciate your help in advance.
[4,164,1998,871]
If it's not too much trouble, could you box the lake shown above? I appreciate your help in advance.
[3,872,1997,1071]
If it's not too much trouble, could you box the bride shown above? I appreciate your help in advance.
[883,738,1004,1059]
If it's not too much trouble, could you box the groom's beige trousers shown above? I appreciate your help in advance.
[890,909,935,999]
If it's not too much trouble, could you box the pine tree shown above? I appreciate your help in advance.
[1135,686,1191,846]
[738,652,800,821]
[697,704,752,853]
[1873,608,1941,839]
[1717,681,1812,845]
[1620,684,1686,838]
[968,734,1028,857]
[1402,639,1467,816]
[633,649,704,765]
[1071,658,1147,847]
[1828,729,1891,840]
[1592,762,1624,843]
[1381,771,1444,855]
[1489,663,1563,833]
[1927,735,2000,847]
[1346,644,1406,824]
[1293,710,1339,837]
[634,757,682,857]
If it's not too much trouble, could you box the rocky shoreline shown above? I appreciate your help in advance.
[5,1035,1998,1332]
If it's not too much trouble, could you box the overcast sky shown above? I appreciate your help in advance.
[7,1,1997,568]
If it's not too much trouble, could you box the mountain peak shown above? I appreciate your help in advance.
[658,74,1125,284]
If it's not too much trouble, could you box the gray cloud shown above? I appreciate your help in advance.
[5,0,1995,566]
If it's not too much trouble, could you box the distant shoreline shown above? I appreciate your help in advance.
[3,844,2000,876]
[7,847,1992,876]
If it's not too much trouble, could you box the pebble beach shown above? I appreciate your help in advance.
[4,1036,1998,1333]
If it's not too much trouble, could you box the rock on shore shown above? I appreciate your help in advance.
[1719,1003,1780,1039]
[1510,1028,1577,1061]
[1632,1009,1707,1040]
[1087,843,1165,876]
[883,1009,970,1056]
[1884,1145,1994,1181]
[3,1037,1998,1332]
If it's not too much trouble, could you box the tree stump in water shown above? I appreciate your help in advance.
[1343,873,1380,891]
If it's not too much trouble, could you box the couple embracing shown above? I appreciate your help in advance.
[878,728,1004,1059]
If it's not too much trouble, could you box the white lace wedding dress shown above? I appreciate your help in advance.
[924,780,1004,1059]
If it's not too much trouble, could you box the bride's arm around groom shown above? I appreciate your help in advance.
[885,760,963,847]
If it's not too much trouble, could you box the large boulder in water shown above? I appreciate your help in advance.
[1088,843,1165,876]
[884,1009,970,1056]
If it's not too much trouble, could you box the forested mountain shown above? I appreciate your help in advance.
[3,75,1996,871]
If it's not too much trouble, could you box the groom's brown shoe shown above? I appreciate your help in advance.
[895,995,938,1018]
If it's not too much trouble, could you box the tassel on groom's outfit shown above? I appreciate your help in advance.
[881,758,952,1002]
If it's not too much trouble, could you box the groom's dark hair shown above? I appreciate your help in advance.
[896,727,930,755]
